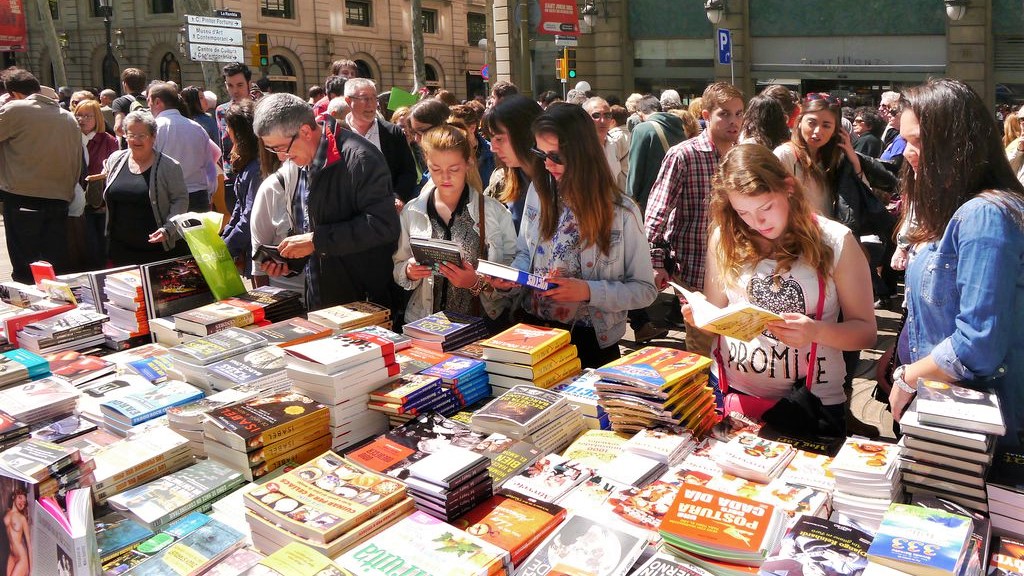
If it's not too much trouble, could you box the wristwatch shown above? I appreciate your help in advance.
[892,365,917,395]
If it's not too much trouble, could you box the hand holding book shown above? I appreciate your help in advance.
[669,281,783,342]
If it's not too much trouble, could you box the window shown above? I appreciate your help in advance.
[47,0,59,19]
[425,64,439,86]
[160,53,182,86]
[151,0,174,14]
[91,0,104,17]
[346,0,371,26]
[261,0,293,19]
[467,12,486,47]
[421,9,437,34]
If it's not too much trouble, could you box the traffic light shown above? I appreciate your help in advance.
[555,57,567,81]
[256,33,269,67]
[565,48,577,79]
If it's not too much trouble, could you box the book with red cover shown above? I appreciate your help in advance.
[453,489,566,565]
[478,323,570,365]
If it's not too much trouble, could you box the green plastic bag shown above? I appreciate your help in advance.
[174,212,246,300]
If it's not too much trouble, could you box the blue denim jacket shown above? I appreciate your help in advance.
[898,196,1024,444]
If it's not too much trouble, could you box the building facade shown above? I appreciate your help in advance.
[17,0,490,101]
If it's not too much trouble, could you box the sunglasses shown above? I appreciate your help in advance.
[804,92,841,106]
[590,112,614,121]
[530,147,564,165]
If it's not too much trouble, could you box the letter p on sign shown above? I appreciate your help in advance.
[718,28,732,65]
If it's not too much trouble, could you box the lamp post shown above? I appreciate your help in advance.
[100,0,119,90]
[944,0,969,21]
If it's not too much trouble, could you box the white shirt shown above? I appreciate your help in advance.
[347,114,381,151]
[603,128,630,193]
[154,109,217,194]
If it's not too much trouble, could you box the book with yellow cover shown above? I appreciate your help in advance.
[242,451,406,544]
[596,347,713,393]
[479,324,570,365]
[670,282,783,342]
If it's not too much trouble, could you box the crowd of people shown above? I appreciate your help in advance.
[0,61,1020,445]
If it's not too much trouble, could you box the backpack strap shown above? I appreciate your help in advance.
[651,121,670,154]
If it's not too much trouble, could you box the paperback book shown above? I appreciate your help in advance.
[514,513,646,576]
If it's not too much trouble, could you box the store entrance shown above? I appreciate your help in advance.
[756,78,908,108]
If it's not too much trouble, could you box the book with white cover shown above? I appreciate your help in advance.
[899,400,991,453]
[914,380,1005,436]
[718,432,796,483]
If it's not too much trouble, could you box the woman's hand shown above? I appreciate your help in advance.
[680,302,695,326]
[279,233,315,258]
[891,246,909,271]
[541,276,590,303]
[406,259,433,281]
[766,313,821,349]
[148,229,168,244]
[838,129,859,164]
[889,376,915,422]
[483,276,519,291]
[439,261,478,289]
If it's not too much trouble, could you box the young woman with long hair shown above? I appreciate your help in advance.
[482,95,544,232]
[393,124,516,323]
[739,94,789,150]
[485,103,658,368]
[220,100,261,277]
[692,144,876,423]
[888,79,1024,447]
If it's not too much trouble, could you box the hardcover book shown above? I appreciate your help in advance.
[514,513,646,576]
[915,380,1006,436]
[410,236,464,271]
[476,259,551,290]
[203,391,329,453]
[242,451,406,544]
[866,503,973,576]
[479,323,570,365]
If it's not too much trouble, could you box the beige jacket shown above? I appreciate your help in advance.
[0,94,82,201]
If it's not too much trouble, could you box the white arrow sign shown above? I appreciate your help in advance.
[189,43,245,63]
[187,25,243,46]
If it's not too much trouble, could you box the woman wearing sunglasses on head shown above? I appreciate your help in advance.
[484,103,658,369]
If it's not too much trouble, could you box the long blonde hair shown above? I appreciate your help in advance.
[709,144,833,288]
[420,124,483,193]
[1004,113,1021,148]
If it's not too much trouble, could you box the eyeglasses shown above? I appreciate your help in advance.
[529,147,564,165]
[264,133,298,156]
[348,95,376,103]
[590,112,614,121]
[804,92,841,106]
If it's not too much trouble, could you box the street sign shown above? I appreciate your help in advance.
[185,14,242,29]
[214,9,241,19]
[554,35,578,47]
[187,26,243,46]
[480,64,489,80]
[189,43,245,63]
[718,28,732,65]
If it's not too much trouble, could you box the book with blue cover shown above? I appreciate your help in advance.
[100,511,212,574]
[100,380,204,427]
[1,348,49,380]
[866,503,973,576]
[477,259,552,290]
[422,355,486,384]
[127,355,174,384]
[129,517,246,575]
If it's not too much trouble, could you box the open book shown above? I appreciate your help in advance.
[669,282,782,342]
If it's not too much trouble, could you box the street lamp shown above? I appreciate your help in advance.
[99,0,119,90]
[944,0,968,21]
[579,2,598,28]
[704,0,726,24]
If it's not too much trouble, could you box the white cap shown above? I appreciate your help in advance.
[574,81,591,93]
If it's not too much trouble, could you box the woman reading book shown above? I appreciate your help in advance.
[686,144,875,427]
[484,103,658,369]
[392,124,517,324]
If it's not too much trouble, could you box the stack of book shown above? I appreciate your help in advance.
[17,307,109,353]
[594,346,715,436]
[0,376,79,426]
[561,428,629,470]
[0,438,92,498]
[598,449,668,488]
[0,348,49,387]
[404,445,493,521]
[206,345,291,393]
[45,350,115,387]
[107,458,245,530]
[658,482,788,573]
[422,354,491,412]
[912,495,992,576]
[621,426,696,467]
[501,453,595,503]
[471,384,585,454]
[306,300,391,331]
[760,515,872,576]
[479,323,581,392]
[865,503,974,576]
[368,373,460,424]
[142,256,218,346]
[166,327,269,391]
[166,385,263,457]
[116,515,246,575]
[898,382,1003,515]
[336,510,512,576]
[551,370,610,430]
[81,426,192,505]
[76,374,155,424]
[251,317,332,347]
[829,438,902,531]
[172,287,303,336]
[515,513,645,576]
[285,329,403,450]
[0,411,29,450]
[99,379,204,436]
[985,448,1024,537]
[402,310,489,352]
[102,268,149,341]
[717,432,797,483]
[243,451,411,558]
[203,391,331,481]
[453,488,566,568]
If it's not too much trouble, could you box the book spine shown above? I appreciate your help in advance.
[93,455,190,504]
[441,462,491,488]
[204,312,255,335]
[94,446,189,490]
[243,411,331,451]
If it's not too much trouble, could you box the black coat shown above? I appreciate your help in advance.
[306,126,401,309]
[377,119,419,203]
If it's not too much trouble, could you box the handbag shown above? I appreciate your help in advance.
[717,273,843,438]
[834,161,897,238]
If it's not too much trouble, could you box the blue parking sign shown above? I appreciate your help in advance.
[718,28,731,65]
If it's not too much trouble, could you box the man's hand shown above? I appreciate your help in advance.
[653,268,669,290]
[148,229,168,244]
[260,261,291,277]
[279,233,315,258]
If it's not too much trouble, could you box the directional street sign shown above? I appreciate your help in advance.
[554,35,578,47]
[187,26,243,46]
[189,43,245,63]
[185,12,243,63]
[718,28,732,65]
[185,14,242,29]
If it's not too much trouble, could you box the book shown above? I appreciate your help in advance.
[204,548,265,576]
[515,513,646,576]
[0,473,34,576]
[253,317,332,347]
[502,453,595,503]
[44,350,115,386]
[914,380,1006,436]
[479,323,570,365]
[454,489,567,565]
[0,348,49,381]
[866,503,973,576]
[562,429,629,469]
[551,370,606,419]
[107,459,245,530]
[912,495,991,576]
[0,438,79,481]
[629,553,716,576]
[306,301,391,332]
[477,259,551,290]
[759,516,872,576]
[336,510,511,576]
[988,536,1024,576]
[168,327,269,366]
[94,511,155,564]
[369,373,444,405]
[410,236,464,271]
[0,376,79,425]
[206,345,289,391]
[173,300,264,335]
[140,256,216,320]
[899,400,992,453]
[128,517,245,575]
[670,282,784,342]
[407,445,491,488]
[242,541,347,576]
[99,511,212,574]
[284,332,396,374]
[718,432,797,483]
[203,391,329,453]
[471,385,568,440]
[100,380,204,427]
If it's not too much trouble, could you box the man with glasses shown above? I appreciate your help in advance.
[253,93,400,310]
[344,78,417,202]
[582,97,629,193]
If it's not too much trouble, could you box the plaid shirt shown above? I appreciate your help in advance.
[644,130,721,289]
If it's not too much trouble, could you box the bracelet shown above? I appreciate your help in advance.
[892,365,917,394]
[469,276,492,296]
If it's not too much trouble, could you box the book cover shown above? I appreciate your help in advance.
[141,256,215,320]
[94,511,154,563]
[101,512,214,575]
[501,454,595,503]
[203,391,329,452]
[242,451,406,544]
[128,517,245,575]
[253,317,332,348]
[403,311,485,342]
[31,414,95,444]
[829,438,901,479]
[336,510,510,576]
[719,433,796,483]
[604,480,681,534]
[369,374,443,405]
[551,370,606,419]
[515,513,646,576]
[562,429,630,469]
[915,380,1006,436]
[471,385,566,437]
[207,346,289,388]
[0,438,79,481]
[630,554,716,576]
[306,301,390,331]
[423,355,487,384]
[100,380,204,426]
[407,445,490,488]
[670,282,783,342]
[242,541,348,576]
[479,324,569,364]
[596,347,713,392]
[453,489,566,565]
[107,460,245,530]
[32,489,100,576]
[759,515,871,576]
[284,332,396,373]
[988,536,1024,576]
[476,259,551,290]
[912,495,990,576]
[469,433,543,485]
[1,348,49,380]
[866,503,973,576]
[410,237,464,271]
[168,327,268,366]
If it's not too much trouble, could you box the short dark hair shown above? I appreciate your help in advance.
[222,62,252,82]
[308,85,325,100]
[1,68,40,96]
[636,95,661,115]
[491,81,519,100]
[331,59,359,77]
[120,68,147,93]
[148,82,184,113]
[538,90,560,107]
[853,106,884,136]
[324,75,346,98]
